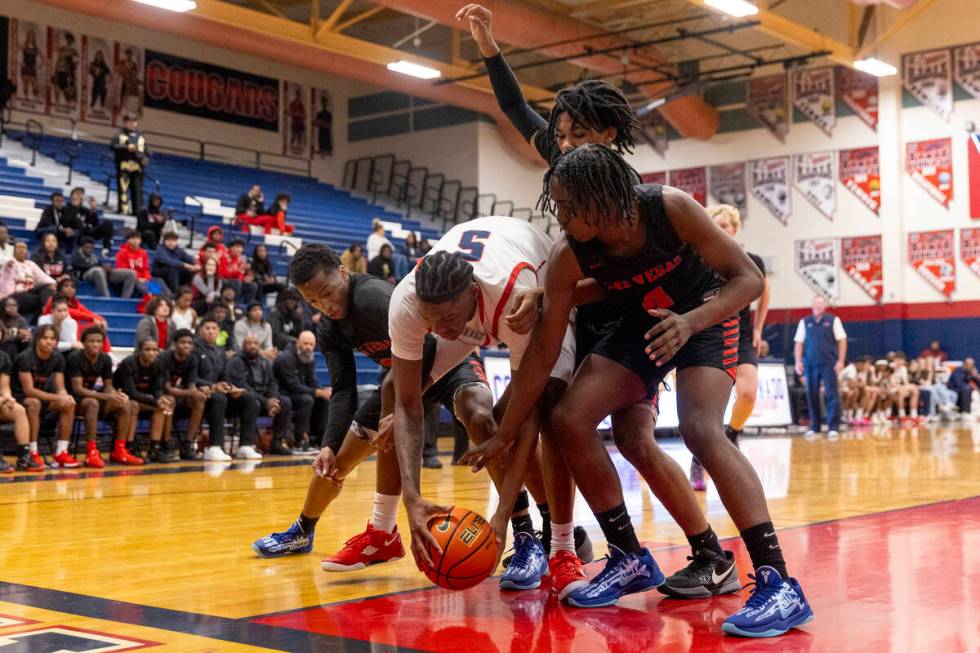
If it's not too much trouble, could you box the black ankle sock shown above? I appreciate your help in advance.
[536,503,552,548]
[740,521,788,579]
[297,513,319,534]
[687,526,724,557]
[511,513,534,535]
[595,503,641,554]
[17,444,29,457]
[512,490,530,514]
[726,426,741,443]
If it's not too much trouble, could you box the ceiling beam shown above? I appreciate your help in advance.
[317,0,355,37]
[333,5,386,33]
[570,0,663,19]
[856,0,940,59]
[250,0,288,18]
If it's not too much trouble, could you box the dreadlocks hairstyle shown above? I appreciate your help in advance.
[539,144,638,227]
[415,251,474,304]
[546,80,639,154]
[288,243,342,286]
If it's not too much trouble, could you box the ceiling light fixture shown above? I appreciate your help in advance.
[133,0,198,12]
[704,0,759,17]
[853,57,897,77]
[386,60,442,80]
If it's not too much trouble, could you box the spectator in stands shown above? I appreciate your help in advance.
[209,305,235,352]
[13,325,76,469]
[67,326,138,468]
[402,231,421,261]
[418,237,432,255]
[113,114,148,215]
[0,225,15,265]
[758,339,771,358]
[160,328,207,460]
[236,185,265,215]
[199,242,220,267]
[890,353,920,423]
[66,188,113,258]
[368,243,396,283]
[115,229,152,297]
[194,316,259,462]
[36,191,80,253]
[73,237,110,298]
[269,288,305,350]
[225,332,292,457]
[273,330,329,452]
[198,226,227,266]
[0,327,33,472]
[874,361,897,424]
[250,244,282,302]
[136,296,175,350]
[42,277,110,350]
[172,287,197,331]
[113,338,178,463]
[366,218,391,260]
[234,302,276,359]
[0,240,56,322]
[1,297,31,360]
[192,258,221,315]
[220,284,243,322]
[136,193,167,250]
[341,243,367,274]
[947,357,979,417]
[239,193,295,236]
[220,240,258,304]
[794,295,847,436]
[32,233,70,282]
[152,231,199,295]
[919,340,948,367]
[38,296,82,352]
[912,356,957,420]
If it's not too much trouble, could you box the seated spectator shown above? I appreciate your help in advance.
[234,302,276,359]
[66,187,113,258]
[341,243,367,274]
[250,244,283,302]
[0,224,15,265]
[839,359,862,425]
[236,184,265,215]
[136,296,175,351]
[115,229,152,297]
[219,284,243,322]
[113,338,177,462]
[42,277,110,351]
[273,330,330,452]
[919,340,948,367]
[947,357,979,417]
[225,333,292,458]
[32,232,70,282]
[0,297,31,361]
[208,305,235,352]
[72,237,114,298]
[891,353,920,423]
[38,296,82,352]
[402,231,421,261]
[418,237,432,255]
[13,325,76,470]
[269,288,305,350]
[66,326,139,468]
[912,356,957,420]
[199,242,220,267]
[172,287,197,331]
[873,360,896,424]
[238,193,294,235]
[160,328,207,460]
[35,191,80,253]
[0,327,33,472]
[192,258,221,315]
[198,226,227,266]
[194,316,259,462]
[220,239,258,304]
[0,241,56,322]
[367,244,396,283]
[758,339,771,358]
[152,231,199,295]
[366,218,391,260]
[136,193,167,250]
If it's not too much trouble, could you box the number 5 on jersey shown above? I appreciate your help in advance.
[458,230,491,262]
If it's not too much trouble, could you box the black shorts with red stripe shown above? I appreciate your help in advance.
[736,305,758,368]
[589,311,739,399]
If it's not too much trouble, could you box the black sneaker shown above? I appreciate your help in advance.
[126,442,145,464]
[422,457,443,469]
[0,457,12,473]
[181,441,203,461]
[16,452,44,472]
[269,440,293,456]
[149,445,179,463]
[658,549,740,599]
[725,425,741,447]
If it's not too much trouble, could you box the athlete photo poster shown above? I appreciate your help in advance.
[283,80,309,158]
[311,87,333,157]
[841,235,883,304]
[46,27,80,121]
[80,35,113,125]
[7,18,47,114]
[113,42,144,123]
[908,229,956,299]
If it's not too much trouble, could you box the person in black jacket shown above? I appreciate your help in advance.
[113,114,147,215]
[66,187,113,257]
[250,244,283,303]
[235,185,265,215]
[367,244,395,283]
[160,329,207,461]
[136,193,167,250]
[35,191,81,253]
[269,288,306,350]
[153,231,199,295]
[113,338,177,462]
[225,332,292,457]
[274,331,330,452]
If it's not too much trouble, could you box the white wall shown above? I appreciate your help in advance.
[476,121,546,213]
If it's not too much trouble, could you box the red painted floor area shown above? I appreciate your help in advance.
[254,497,980,652]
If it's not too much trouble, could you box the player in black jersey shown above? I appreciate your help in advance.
[0,327,32,472]
[160,329,207,461]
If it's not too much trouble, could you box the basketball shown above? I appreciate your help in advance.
[424,507,499,590]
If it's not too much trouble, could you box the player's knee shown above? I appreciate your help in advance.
[549,403,587,442]
[458,405,494,442]
[81,398,98,414]
[24,398,41,414]
[679,414,725,453]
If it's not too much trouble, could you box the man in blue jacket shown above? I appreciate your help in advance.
[152,231,199,294]
[794,295,848,437]
[947,357,979,416]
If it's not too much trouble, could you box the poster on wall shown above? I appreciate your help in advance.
[310,87,333,157]
[970,133,980,219]
[282,81,309,157]
[795,238,840,302]
[835,66,878,131]
[708,163,747,218]
[906,137,953,207]
[960,227,980,280]
[841,235,883,303]
[908,229,956,298]
[638,111,669,157]
[954,42,980,99]
[46,28,80,120]
[902,47,953,121]
[839,146,881,215]
[7,19,47,114]
[792,67,835,136]
[793,151,836,220]
[641,171,667,185]
[80,35,114,125]
[746,74,790,142]
[668,167,707,206]
[114,43,144,121]
[750,157,790,224]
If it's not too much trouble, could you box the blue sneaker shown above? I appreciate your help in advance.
[722,566,813,637]
[252,521,314,558]
[566,545,665,608]
[500,531,548,590]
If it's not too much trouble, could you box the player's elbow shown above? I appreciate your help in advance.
[742,266,764,301]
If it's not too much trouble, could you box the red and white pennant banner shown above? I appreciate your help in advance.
[839,147,880,215]
[960,227,980,280]
[906,137,953,207]
[841,235,883,303]
[908,229,956,298]
[668,167,707,206]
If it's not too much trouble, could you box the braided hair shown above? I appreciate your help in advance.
[539,144,637,228]
[288,243,342,286]
[547,80,639,154]
[415,251,474,304]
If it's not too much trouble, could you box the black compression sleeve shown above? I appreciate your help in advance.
[484,52,548,143]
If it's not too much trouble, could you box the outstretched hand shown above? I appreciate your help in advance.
[457,434,511,473]
[455,4,499,58]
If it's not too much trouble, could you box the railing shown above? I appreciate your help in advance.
[23,119,44,166]
[182,196,205,249]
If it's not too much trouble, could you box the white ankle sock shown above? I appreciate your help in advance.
[550,521,575,555]
[29,442,38,453]
[56,440,69,455]
[371,493,399,533]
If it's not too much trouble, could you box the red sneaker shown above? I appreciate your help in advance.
[85,445,105,469]
[321,523,405,572]
[549,550,588,600]
[111,445,144,466]
[29,451,47,472]
[52,450,82,469]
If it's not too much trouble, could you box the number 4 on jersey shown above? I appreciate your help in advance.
[458,230,491,262]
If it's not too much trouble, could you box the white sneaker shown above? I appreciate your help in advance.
[236,445,263,460]
[204,446,232,462]
[828,430,839,441]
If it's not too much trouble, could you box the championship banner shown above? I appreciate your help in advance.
[841,235,883,303]
[750,157,790,224]
[641,171,667,185]
[792,67,835,136]
[835,66,878,131]
[954,43,980,99]
[638,111,669,157]
[668,167,707,206]
[114,43,144,121]
[311,87,333,157]
[80,35,113,125]
[46,28,80,120]
[283,80,309,157]
[908,229,956,298]
[7,19,47,114]
[902,48,953,121]
[145,50,278,130]
[970,134,980,219]
[746,74,790,142]
[795,238,840,301]
[906,137,953,207]
[839,146,880,215]
[793,151,836,220]
[960,227,980,280]
[708,163,748,218]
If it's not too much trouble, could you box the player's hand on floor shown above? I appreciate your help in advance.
[405,497,450,572]
[644,308,693,365]
[458,434,511,472]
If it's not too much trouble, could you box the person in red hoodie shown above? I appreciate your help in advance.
[115,229,151,297]
[236,192,295,235]
[41,278,112,352]
[198,225,228,266]
[219,239,258,304]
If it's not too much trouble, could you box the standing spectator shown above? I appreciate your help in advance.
[66,188,113,257]
[113,338,178,462]
[947,357,979,417]
[225,333,293,457]
[72,237,113,298]
[219,239,258,304]
[233,302,276,359]
[152,231,199,295]
[0,241,56,322]
[192,257,221,315]
[236,185,265,215]
[13,325,76,469]
[0,225,16,265]
[269,288,305,350]
[366,218,391,261]
[136,296,175,350]
[42,278,110,351]
[38,296,81,352]
[0,297,31,361]
[367,244,396,283]
[794,295,847,437]
[340,243,367,274]
[198,226,228,266]
[114,229,152,296]
[35,191,80,253]
[32,232,70,281]
[172,288,197,331]
[66,326,138,468]
[160,329,207,460]
[919,340,948,367]
[113,114,147,215]
[0,327,34,472]
[136,193,167,250]
[250,244,283,302]
[273,330,330,452]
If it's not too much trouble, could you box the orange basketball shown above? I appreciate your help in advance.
[424,507,499,590]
